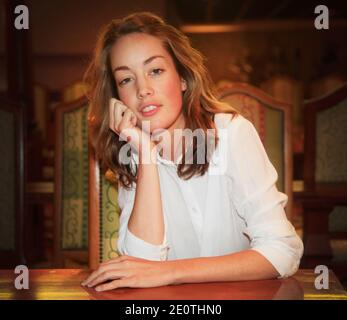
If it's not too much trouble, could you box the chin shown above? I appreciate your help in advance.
[159,117,182,131]
[139,108,184,132]
[149,121,167,133]
[138,118,169,133]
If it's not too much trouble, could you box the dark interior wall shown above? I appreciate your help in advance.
[2,1,346,94]
[26,0,166,90]
[187,25,347,130]
[29,0,165,54]
[189,27,347,94]
[0,0,7,91]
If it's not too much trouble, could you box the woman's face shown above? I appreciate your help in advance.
[110,32,187,133]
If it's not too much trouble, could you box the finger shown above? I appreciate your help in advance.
[131,112,138,126]
[82,269,107,287]
[114,101,127,132]
[118,110,138,143]
[118,108,135,132]
[82,259,128,287]
[109,98,126,133]
[82,265,111,286]
[110,97,124,109]
[88,269,125,288]
[81,270,99,286]
[95,278,130,292]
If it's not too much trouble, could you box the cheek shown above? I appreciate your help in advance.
[117,87,128,102]
[118,89,137,111]
[162,80,183,110]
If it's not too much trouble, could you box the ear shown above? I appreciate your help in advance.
[181,78,187,92]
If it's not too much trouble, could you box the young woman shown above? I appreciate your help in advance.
[81,12,303,291]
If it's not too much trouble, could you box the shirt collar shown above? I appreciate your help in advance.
[130,148,180,167]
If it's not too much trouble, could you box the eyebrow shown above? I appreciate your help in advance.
[113,55,165,73]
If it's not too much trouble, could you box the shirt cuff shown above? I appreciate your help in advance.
[251,245,301,279]
[123,228,170,261]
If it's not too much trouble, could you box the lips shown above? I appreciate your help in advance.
[139,103,162,117]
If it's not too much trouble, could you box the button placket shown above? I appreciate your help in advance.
[178,179,203,242]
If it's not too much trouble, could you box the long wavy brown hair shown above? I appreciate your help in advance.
[84,12,237,189]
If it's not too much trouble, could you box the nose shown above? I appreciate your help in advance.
[136,78,154,99]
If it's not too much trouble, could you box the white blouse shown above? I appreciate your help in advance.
[117,113,304,278]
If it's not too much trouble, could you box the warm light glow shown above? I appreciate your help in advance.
[0,292,14,299]
[180,19,347,33]
[34,289,89,300]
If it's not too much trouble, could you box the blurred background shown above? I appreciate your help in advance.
[0,0,346,288]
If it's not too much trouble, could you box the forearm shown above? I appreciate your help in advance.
[128,148,165,246]
[169,250,280,284]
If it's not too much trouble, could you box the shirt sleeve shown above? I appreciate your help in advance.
[117,184,169,261]
[225,116,304,278]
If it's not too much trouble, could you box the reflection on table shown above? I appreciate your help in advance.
[0,269,346,300]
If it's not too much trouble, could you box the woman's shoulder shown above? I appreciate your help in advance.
[214,113,252,132]
[213,113,259,153]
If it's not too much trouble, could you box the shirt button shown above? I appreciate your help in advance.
[212,154,219,165]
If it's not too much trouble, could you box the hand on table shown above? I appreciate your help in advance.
[81,255,174,291]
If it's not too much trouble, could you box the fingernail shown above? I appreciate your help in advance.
[95,287,101,292]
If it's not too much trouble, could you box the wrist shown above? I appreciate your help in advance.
[139,141,158,164]
[165,260,183,285]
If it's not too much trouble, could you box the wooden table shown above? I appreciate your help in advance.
[0,269,346,300]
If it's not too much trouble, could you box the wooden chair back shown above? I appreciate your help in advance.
[217,82,293,220]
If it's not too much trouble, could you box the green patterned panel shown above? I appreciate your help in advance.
[330,206,347,262]
[316,100,347,182]
[100,174,120,262]
[62,105,89,249]
[0,110,15,250]
[329,206,347,232]
[316,101,347,257]
[264,107,285,192]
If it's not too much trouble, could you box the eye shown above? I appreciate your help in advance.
[150,68,164,76]
[118,77,132,86]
